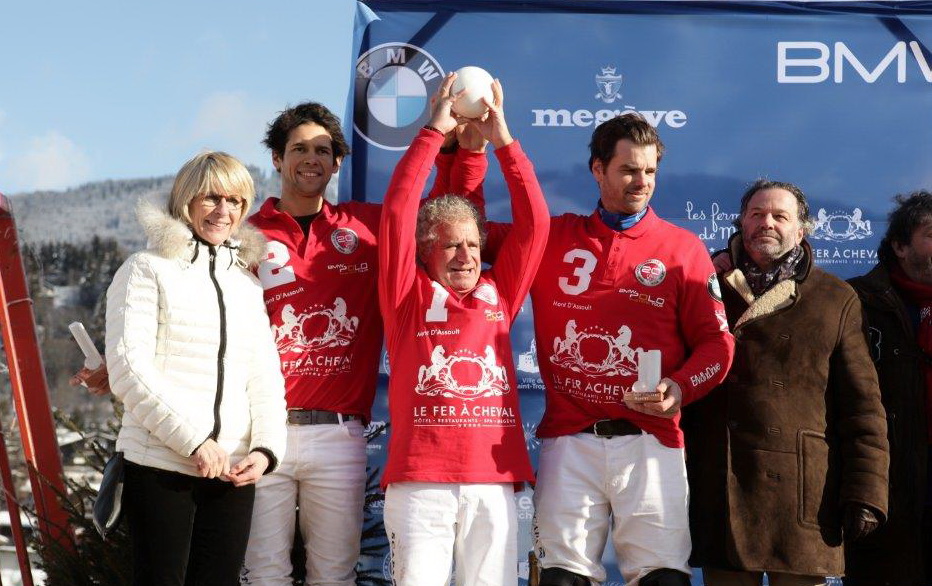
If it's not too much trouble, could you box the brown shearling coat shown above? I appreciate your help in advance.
[683,238,889,576]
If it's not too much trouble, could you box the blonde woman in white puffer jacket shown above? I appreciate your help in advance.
[105,151,286,586]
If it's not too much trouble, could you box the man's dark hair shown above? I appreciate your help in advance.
[733,179,813,234]
[878,190,932,266]
[263,102,350,162]
[588,113,665,171]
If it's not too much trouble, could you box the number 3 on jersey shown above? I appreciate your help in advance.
[258,241,297,290]
[558,249,597,295]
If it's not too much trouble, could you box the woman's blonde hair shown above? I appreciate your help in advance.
[167,151,256,228]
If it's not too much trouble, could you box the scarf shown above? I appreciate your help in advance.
[889,264,932,444]
[598,202,649,231]
[737,244,804,297]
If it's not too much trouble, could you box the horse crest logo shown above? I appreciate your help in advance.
[416,345,509,400]
[810,208,872,242]
[274,297,358,355]
[551,320,639,377]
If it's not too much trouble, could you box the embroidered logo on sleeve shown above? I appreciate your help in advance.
[708,274,723,301]
[689,362,722,388]
[715,309,730,332]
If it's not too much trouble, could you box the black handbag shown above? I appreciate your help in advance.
[93,452,125,539]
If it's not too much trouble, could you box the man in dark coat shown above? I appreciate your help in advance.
[683,179,889,586]
[846,191,932,586]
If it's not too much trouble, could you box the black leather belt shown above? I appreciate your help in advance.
[581,419,642,437]
[287,409,357,425]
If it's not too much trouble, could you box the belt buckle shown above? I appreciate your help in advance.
[592,419,613,438]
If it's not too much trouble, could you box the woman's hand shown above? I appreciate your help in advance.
[227,451,271,487]
[191,439,230,479]
[69,365,111,396]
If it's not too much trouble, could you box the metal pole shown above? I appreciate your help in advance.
[0,193,73,557]
[0,424,32,586]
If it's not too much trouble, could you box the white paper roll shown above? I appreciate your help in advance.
[69,321,103,370]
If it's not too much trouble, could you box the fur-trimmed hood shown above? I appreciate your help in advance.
[135,199,267,268]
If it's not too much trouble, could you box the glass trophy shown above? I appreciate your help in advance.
[624,349,663,402]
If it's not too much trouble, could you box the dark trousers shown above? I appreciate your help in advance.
[925,444,932,586]
[123,461,256,586]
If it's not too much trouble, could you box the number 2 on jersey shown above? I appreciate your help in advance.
[258,241,297,289]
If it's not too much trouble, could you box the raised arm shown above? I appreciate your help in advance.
[428,124,489,214]
[449,123,489,211]
[475,79,550,320]
[427,130,457,199]
[378,73,462,323]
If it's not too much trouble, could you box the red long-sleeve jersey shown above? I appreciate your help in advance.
[378,129,549,487]
[533,208,735,447]
[248,143,486,421]
[250,199,383,420]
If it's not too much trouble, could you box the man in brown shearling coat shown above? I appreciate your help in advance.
[682,179,889,586]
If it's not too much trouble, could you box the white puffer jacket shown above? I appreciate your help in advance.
[106,201,286,477]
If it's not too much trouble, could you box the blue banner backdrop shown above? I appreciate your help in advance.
[345,2,932,583]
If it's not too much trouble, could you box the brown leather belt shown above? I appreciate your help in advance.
[581,419,642,438]
[287,409,357,425]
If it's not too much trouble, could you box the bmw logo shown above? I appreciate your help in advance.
[354,43,445,150]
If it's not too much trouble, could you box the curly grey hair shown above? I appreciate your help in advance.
[415,195,487,259]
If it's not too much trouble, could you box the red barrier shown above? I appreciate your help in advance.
[0,193,73,574]
[0,424,34,586]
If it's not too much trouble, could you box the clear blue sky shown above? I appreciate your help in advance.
[0,0,358,195]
